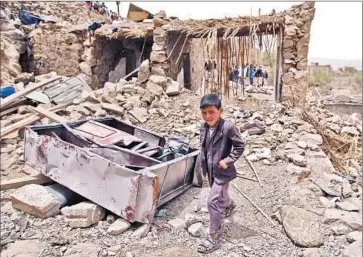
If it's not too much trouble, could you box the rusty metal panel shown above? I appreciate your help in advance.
[24,117,200,223]
[73,120,143,147]
[24,127,157,223]
[134,128,160,147]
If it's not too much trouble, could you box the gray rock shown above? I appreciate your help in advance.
[1,240,42,257]
[297,141,308,149]
[319,196,336,208]
[10,212,28,233]
[347,231,362,243]
[312,173,343,197]
[324,209,362,230]
[342,179,353,198]
[132,224,151,239]
[107,218,131,236]
[168,218,185,229]
[280,205,325,247]
[336,201,360,212]
[128,107,149,123]
[286,163,310,175]
[187,222,204,237]
[342,240,362,257]
[287,154,307,167]
[331,224,351,235]
[166,80,181,96]
[299,133,323,145]
[271,123,283,133]
[300,248,324,257]
[341,126,360,136]
[184,213,203,228]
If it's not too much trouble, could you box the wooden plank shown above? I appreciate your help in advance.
[0,76,61,110]
[0,174,53,191]
[33,106,69,123]
[0,106,21,117]
[0,103,70,139]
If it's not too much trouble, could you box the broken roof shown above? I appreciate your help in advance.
[168,14,284,37]
[95,19,153,39]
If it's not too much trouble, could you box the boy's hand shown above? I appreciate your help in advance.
[218,160,228,169]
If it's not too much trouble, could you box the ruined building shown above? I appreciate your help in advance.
[1,2,315,107]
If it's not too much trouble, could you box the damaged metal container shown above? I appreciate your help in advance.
[24,117,200,223]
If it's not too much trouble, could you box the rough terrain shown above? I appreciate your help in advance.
[0,2,362,257]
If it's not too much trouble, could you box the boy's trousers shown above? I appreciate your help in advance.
[207,178,230,235]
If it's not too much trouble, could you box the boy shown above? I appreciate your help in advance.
[197,94,245,254]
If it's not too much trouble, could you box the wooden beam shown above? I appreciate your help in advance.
[0,174,53,191]
[0,76,61,110]
[169,25,282,39]
[0,106,21,117]
[0,103,70,139]
[33,106,69,123]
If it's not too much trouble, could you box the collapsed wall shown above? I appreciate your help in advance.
[281,2,316,106]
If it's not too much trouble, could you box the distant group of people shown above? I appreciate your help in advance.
[230,64,269,87]
[86,1,120,21]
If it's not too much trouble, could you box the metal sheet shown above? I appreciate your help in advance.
[134,128,160,146]
[24,128,157,223]
[74,120,143,146]
[24,118,200,223]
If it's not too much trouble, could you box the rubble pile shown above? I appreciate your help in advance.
[1,2,109,84]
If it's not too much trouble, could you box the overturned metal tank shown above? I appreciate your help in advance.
[24,117,200,223]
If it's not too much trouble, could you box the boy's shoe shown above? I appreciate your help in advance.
[197,236,222,254]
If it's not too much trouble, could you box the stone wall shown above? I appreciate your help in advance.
[28,25,87,77]
[141,15,183,97]
[281,1,316,106]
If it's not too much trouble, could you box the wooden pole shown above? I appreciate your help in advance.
[231,183,276,227]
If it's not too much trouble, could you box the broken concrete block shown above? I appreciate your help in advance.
[10,184,62,219]
[138,59,150,83]
[128,107,149,123]
[146,81,163,96]
[107,218,131,236]
[287,154,307,167]
[313,173,343,197]
[187,222,204,237]
[167,218,185,229]
[132,223,151,239]
[324,209,362,230]
[166,80,181,96]
[101,103,125,116]
[61,201,105,228]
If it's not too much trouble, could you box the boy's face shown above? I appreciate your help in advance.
[201,105,223,128]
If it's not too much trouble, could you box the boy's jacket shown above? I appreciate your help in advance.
[200,118,245,183]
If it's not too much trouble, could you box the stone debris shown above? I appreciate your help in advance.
[280,205,325,247]
[187,222,204,237]
[107,218,131,236]
[342,240,362,257]
[167,218,185,229]
[287,153,307,167]
[1,239,43,257]
[10,184,62,219]
[336,201,360,212]
[324,209,362,230]
[61,201,106,228]
[132,223,151,239]
[312,173,343,197]
[347,231,362,243]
